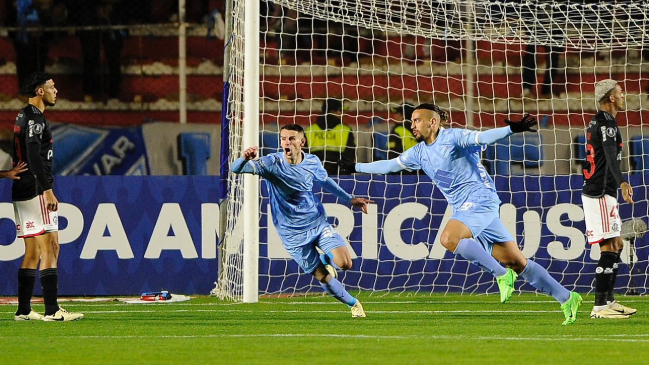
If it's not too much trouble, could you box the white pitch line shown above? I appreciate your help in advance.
[0,309,570,315]
[1,333,649,343]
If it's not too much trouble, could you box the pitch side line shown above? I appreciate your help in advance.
[2,333,649,343]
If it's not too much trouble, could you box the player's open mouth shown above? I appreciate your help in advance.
[284,148,291,154]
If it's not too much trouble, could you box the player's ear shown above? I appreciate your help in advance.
[299,135,306,147]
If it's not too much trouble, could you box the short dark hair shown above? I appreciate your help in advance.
[414,103,448,122]
[321,98,343,114]
[280,124,305,134]
[21,72,52,97]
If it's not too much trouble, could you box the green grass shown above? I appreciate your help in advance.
[2,293,648,365]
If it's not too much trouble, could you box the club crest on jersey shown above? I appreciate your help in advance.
[606,127,616,138]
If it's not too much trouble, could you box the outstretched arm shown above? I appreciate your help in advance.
[321,177,374,213]
[338,158,405,174]
[476,114,538,145]
[231,146,259,174]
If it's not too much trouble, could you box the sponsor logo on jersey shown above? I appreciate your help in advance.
[600,126,607,141]
[595,266,604,274]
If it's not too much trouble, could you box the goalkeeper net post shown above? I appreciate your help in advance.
[242,0,261,304]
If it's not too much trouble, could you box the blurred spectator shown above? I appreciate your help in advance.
[273,7,314,64]
[522,43,564,98]
[77,0,126,101]
[305,98,356,175]
[387,103,417,159]
[7,0,55,90]
[521,2,565,98]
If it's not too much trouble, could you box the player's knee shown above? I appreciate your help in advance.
[440,232,459,251]
[339,259,352,271]
[312,267,328,283]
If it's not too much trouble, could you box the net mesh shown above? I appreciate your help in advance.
[218,0,649,301]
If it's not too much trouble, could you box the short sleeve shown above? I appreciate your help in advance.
[397,144,422,171]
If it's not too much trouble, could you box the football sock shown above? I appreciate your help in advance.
[40,268,60,315]
[606,251,622,303]
[17,268,37,315]
[321,277,357,307]
[595,251,617,306]
[520,259,571,304]
[454,238,507,277]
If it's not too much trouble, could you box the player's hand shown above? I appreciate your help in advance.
[243,146,258,161]
[2,161,27,180]
[350,197,374,214]
[337,158,356,174]
[504,113,537,133]
[621,182,634,204]
[44,189,58,212]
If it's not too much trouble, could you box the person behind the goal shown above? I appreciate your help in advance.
[582,79,636,319]
[231,124,373,317]
[339,103,582,325]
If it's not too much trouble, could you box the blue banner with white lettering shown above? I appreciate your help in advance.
[0,175,646,295]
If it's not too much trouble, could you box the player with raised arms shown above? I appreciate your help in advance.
[232,124,373,317]
[339,103,582,325]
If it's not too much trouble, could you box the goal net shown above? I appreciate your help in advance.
[216,0,649,301]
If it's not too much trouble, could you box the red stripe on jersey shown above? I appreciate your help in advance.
[601,197,610,233]
[39,195,49,224]
[14,136,23,162]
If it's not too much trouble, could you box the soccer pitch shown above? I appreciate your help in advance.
[2,293,648,365]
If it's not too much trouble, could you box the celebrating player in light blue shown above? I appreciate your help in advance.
[232,124,372,317]
[339,103,582,325]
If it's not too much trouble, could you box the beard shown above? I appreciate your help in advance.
[44,99,56,107]
[415,134,424,142]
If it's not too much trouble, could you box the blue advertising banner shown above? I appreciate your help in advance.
[0,175,646,296]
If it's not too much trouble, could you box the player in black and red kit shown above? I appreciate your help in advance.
[582,79,636,319]
[12,72,83,322]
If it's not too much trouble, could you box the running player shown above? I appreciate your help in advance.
[13,72,83,322]
[339,103,582,325]
[232,124,372,317]
[582,79,636,319]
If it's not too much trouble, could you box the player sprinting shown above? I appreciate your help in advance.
[583,79,636,319]
[231,124,373,317]
[339,103,582,325]
[12,72,83,322]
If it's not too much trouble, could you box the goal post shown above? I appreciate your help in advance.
[217,0,649,301]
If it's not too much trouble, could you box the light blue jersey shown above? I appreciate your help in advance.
[246,152,329,239]
[396,128,500,211]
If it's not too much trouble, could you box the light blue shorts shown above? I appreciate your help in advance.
[281,221,347,274]
[451,197,514,254]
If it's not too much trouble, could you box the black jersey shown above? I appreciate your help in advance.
[582,110,623,198]
[12,104,54,201]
